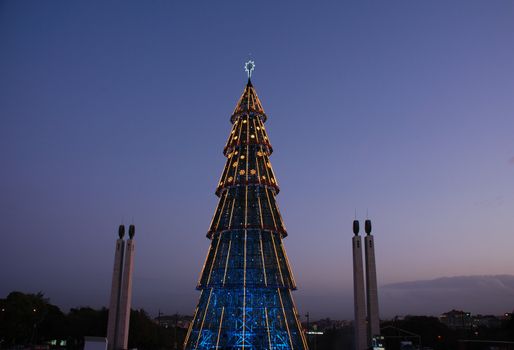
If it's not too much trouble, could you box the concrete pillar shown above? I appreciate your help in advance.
[116,225,135,350]
[364,220,380,346]
[107,226,126,350]
[352,230,368,350]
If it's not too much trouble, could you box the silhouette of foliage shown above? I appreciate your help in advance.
[0,291,66,346]
[0,291,186,349]
[1,291,511,350]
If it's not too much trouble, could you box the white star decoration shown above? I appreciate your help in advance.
[244,60,255,78]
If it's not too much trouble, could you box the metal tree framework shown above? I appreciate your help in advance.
[184,68,308,350]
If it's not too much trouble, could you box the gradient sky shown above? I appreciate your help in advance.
[1,1,513,319]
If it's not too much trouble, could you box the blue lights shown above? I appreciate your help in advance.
[186,287,305,349]
[184,79,307,349]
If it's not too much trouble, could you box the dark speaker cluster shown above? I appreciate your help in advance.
[353,220,360,235]
[352,219,372,235]
[117,225,135,239]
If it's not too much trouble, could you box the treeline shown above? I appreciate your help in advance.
[380,315,514,349]
[309,316,514,350]
[0,291,186,350]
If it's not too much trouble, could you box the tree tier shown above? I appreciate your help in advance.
[184,287,307,350]
[231,110,268,124]
[208,185,287,238]
[224,141,273,157]
[223,112,273,157]
[229,81,267,123]
[198,229,295,290]
[216,144,280,197]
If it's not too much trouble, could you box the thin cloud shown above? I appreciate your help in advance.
[380,275,514,316]
[474,195,504,208]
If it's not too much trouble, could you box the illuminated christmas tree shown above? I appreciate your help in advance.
[184,61,308,350]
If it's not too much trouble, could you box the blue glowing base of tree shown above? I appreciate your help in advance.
[187,287,305,349]
[184,79,308,349]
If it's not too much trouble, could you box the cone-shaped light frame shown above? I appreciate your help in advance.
[184,80,308,350]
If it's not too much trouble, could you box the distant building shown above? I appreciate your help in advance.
[381,325,421,350]
[472,314,501,328]
[303,318,351,331]
[155,314,193,330]
[439,310,472,329]
[502,312,513,321]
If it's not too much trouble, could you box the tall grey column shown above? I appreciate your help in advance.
[364,219,380,346]
[107,225,126,350]
[352,220,367,350]
[116,225,135,350]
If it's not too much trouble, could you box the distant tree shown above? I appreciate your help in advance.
[382,316,458,350]
[0,291,191,349]
[0,291,65,346]
[496,315,514,341]
[314,325,353,350]
[66,307,108,338]
[128,309,187,350]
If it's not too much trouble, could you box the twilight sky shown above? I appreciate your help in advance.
[1,1,513,319]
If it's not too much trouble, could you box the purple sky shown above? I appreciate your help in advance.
[1,1,513,319]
